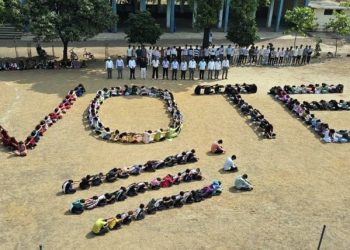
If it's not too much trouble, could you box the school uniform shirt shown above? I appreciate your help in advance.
[204,48,209,57]
[188,60,196,69]
[298,48,304,56]
[162,60,169,68]
[215,61,222,70]
[105,60,114,69]
[215,49,220,57]
[226,47,233,56]
[208,61,215,70]
[279,50,285,57]
[209,48,216,56]
[194,49,200,57]
[234,48,240,56]
[199,61,206,70]
[234,176,251,189]
[222,59,229,68]
[166,49,171,56]
[219,47,224,56]
[182,48,188,56]
[152,59,160,68]
[171,48,177,56]
[223,157,237,171]
[116,59,124,68]
[180,61,188,71]
[171,61,179,69]
[188,48,194,56]
[128,60,136,69]
[293,48,298,57]
[127,48,133,57]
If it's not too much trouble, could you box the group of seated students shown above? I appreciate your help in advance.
[194,84,275,139]
[270,86,349,143]
[0,59,86,71]
[91,180,222,235]
[278,83,343,94]
[0,84,86,156]
[62,149,198,194]
[87,85,183,143]
[69,168,203,214]
[300,99,350,111]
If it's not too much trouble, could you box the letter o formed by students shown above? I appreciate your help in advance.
[87,86,183,144]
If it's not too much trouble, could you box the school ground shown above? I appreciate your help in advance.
[0,37,350,249]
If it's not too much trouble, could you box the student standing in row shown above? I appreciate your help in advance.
[140,57,147,80]
[128,57,136,80]
[105,57,113,79]
[116,56,124,79]
[188,58,196,80]
[171,59,179,80]
[198,58,206,80]
[162,58,169,80]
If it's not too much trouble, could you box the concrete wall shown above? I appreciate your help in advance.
[314,8,350,30]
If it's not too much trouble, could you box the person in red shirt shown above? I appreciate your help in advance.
[211,139,225,154]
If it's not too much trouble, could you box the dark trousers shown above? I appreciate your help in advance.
[199,70,204,80]
[152,67,158,79]
[214,70,220,79]
[208,70,213,79]
[307,55,311,64]
[129,68,135,79]
[107,68,112,79]
[189,68,194,80]
[163,68,168,79]
[296,55,301,64]
[172,69,177,80]
[301,56,307,64]
[181,70,186,80]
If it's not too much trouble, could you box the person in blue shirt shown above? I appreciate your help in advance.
[198,59,206,80]
[171,59,179,80]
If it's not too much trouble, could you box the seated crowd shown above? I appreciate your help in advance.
[0,84,86,156]
[68,168,203,214]
[270,83,343,95]
[61,149,198,193]
[87,85,183,143]
[195,84,275,139]
[91,180,222,235]
[270,86,349,143]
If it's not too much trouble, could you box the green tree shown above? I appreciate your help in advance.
[226,0,259,46]
[326,11,350,57]
[0,0,24,28]
[284,7,316,47]
[26,0,118,62]
[124,11,162,45]
[189,0,223,48]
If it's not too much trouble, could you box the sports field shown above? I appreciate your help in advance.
[0,50,349,249]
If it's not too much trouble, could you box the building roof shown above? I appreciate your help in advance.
[309,0,348,9]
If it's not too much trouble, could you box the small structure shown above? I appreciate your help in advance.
[309,0,350,30]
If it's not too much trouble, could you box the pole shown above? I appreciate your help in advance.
[266,0,275,28]
[274,0,284,32]
[217,0,224,29]
[111,0,117,33]
[170,0,175,33]
[140,0,146,12]
[223,0,231,33]
[317,225,326,250]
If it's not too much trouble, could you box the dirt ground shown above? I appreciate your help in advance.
[0,48,350,249]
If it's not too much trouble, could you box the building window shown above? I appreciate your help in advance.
[324,9,333,15]
[336,10,342,13]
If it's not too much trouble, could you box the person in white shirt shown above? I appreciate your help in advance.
[152,58,159,79]
[148,46,153,65]
[207,58,215,80]
[126,45,133,64]
[188,58,196,80]
[234,174,253,191]
[257,45,264,65]
[140,57,147,80]
[198,58,206,80]
[204,47,209,62]
[209,45,216,60]
[142,130,153,144]
[279,47,285,65]
[221,57,229,80]
[263,46,270,65]
[214,58,222,80]
[128,57,136,80]
[171,59,179,80]
[233,45,240,65]
[171,46,177,59]
[105,57,114,79]
[116,56,124,79]
[180,60,187,80]
[162,58,170,80]
[296,45,303,65]
[182,45,188,62]
[292,46,298,65]
[223,155,238,172]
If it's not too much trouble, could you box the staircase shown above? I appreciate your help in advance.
[0,25,23,40]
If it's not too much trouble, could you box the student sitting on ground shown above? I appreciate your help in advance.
[234,174,253,191]
[92,218,109,235]
[79,175,91,190]
[84,196,99,209]
[150,178,162,190]
[189,168,203,180]
[133,204,145,220]
[14,141,27,156]
[120,211,133,225]
[114,187,127,201]
[136,182,148,193]
[211,139,225,154]
[127,165,142,175]
[223,155,238,172]
[70,199,85,214]
[106,168,118,182]
[126,183,138,197]
[106,216,122,231]
[62,179,76,194]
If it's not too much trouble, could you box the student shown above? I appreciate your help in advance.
[116,56,124,79]
[171,59,179,80]
[211,139,225,154]
[180,59,187,80]
[140,57,147,80]
[70,199,85,214]
[151,57,159,79]
[79,175,91,190]
[62,179,76,194]
[128,57,136,80]
[198,58,206,80]
[188,58,196,80]
[207,58,215,80]
[133,204,145,220]
[162,58,169,80]
[105,57,113,79]
[14,141,27,157]
[234,174,253,191]
[223,155,238,172]
[221,57,229,79]
[92,218,109,235]
[214,58,221,79]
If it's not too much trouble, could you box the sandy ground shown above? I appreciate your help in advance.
[0,54,350,250]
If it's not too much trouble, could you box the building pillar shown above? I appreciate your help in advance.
[140,0,146,12]
[266,0,275,28]
[166,0,171,28]
[223,0,231,33]
[217,0,224,29]
[170,0,176,33]
[304,0,310,6]
[192,0,197,29]
[275,0,284,32]
[111,0,117,32]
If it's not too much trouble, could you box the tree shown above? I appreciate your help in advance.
[325,11,350,57]
[124,11,162,45]
[284,7,316,47]
[26,0,118,62]
[0,0,24,28]
[189,0,223,48]
[226,0,259,46]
